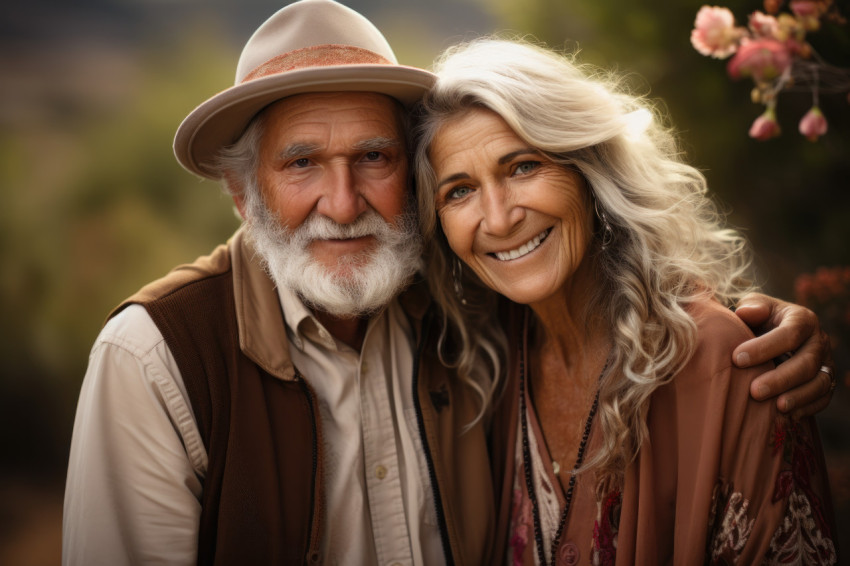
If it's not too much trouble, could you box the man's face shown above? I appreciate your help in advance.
[241,92,422,318]
[256,92,410,273]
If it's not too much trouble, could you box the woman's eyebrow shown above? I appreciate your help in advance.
[498,148,540,165]
[437,172,470,190]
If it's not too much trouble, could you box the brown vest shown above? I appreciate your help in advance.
[138,269,324,564]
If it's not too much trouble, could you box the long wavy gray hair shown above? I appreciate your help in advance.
[414,37,755,478]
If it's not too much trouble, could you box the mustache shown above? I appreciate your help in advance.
[295,211,395,241]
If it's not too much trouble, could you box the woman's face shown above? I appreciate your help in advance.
[430,108,594,306]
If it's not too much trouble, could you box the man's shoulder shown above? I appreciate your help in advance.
[97,303,167,358]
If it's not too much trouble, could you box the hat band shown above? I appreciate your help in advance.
[241,44,394,83]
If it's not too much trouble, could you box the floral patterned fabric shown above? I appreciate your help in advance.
[500,300,837,565]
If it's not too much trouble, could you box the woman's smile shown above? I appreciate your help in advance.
[490,228,552,261]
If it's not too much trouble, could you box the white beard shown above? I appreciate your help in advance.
[244,190,423,319]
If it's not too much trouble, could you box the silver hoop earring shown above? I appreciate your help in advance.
[451,257,468,305]
[594,200,614,250]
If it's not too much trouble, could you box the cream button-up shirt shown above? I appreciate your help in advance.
[63,285,443,565]
[278,285,443,566]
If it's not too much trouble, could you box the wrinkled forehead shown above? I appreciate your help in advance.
[429,108,522,165]
[262,91,408,143]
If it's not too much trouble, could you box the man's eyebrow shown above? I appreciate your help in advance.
[353,137,401,152]
[278,143,321,161]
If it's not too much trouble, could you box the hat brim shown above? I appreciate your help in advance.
[174,64,435,179]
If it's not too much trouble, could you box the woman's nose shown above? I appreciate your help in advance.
[479,183,524,236]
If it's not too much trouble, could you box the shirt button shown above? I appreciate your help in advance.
[558,542,580,566]
[375,465,388,480]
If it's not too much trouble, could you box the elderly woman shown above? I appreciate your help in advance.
[414,38,837,564]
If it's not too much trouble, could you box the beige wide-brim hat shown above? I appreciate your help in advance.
[174,0,436,179]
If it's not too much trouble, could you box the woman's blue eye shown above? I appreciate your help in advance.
[448,186,473,199]
[514,161,540,175]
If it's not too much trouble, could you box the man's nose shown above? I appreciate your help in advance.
[316,165,367,225]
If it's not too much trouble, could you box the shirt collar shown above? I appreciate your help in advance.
[231,227,299,380]
[277,284,340,352]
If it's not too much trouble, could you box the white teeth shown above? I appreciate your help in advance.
[494,229,550,261]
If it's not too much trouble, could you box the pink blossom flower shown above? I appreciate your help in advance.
[691,6,747,59]
[799,106,828,140]
[727,38,792,81]
[749,107,781,140]
[749,11,780,38]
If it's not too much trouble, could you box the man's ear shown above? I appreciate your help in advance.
[232,193,247,220]
[224,172,248,219]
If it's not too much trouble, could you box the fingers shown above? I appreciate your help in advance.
[792,390,833,420]
[749,343,818,402]
[735,292,835,416]
[750,351,835,417]
[733,304,818,368]
[732,292,774,329]
[781,367,835,417]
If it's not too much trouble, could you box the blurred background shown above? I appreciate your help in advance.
[1,0,848,563]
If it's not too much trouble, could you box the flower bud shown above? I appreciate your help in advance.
[798,106,828,141]
[749,107,782,140]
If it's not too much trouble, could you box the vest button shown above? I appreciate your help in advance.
[558,542,580,566]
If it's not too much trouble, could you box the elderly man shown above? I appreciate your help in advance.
[63,1,835,565]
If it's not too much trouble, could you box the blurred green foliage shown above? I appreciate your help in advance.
[1,25,242,478]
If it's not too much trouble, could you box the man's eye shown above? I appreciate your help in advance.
[363,151,383,162]
[514,161,540,176]
[292,158,311,168]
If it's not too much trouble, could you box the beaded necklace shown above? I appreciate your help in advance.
[518,332,608,566]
